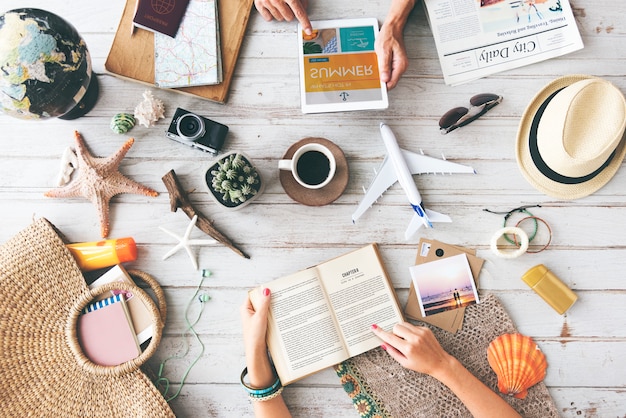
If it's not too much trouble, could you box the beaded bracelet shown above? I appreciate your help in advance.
[240,367,283,402]
[249,386,284,402]
[502,208,538,245]
[484,205,540,245]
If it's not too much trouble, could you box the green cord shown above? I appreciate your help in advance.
[502,208,538,245]
[155,271,210,402]
[483,205,540,245]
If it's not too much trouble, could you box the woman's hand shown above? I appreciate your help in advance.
[372,322,522,418]
[241,288,270,350]
[375,0,415,89]
[375,21,409,90]
[240,288,292,417]
[240,288,275,387]
[254,0,312,35]
[371,322,454,378]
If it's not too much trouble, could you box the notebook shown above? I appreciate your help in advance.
[77,294,141,366]
[89,265,154,344]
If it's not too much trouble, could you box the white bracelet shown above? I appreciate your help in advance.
[490,227,529,258]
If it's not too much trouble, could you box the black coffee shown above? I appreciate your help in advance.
[296,150,330,186]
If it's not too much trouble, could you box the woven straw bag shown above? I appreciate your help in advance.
[0,218,175,417]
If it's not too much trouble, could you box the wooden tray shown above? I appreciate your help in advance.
[105,0,254,104]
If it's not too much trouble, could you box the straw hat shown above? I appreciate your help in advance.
[516,75,626,199]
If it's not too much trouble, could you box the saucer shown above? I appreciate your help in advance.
[279,137,349,206]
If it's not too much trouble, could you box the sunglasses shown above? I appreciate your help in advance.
[439,93,503,134]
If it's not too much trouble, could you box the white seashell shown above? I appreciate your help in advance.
[134,90,165,128]
[55,147,78,186]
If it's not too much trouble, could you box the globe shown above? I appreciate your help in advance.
[0,8,99,120]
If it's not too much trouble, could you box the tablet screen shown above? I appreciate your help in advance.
[298,18,389,114]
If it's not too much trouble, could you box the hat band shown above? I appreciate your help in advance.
[529,88,615,185]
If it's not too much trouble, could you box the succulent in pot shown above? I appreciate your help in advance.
[205,152,263,209]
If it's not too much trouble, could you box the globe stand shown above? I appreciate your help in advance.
[59,74,100,120]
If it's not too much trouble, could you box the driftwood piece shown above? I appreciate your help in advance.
[162,169,250,259]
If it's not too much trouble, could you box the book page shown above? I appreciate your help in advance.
[317,244,403,357]
[253,269,349,384]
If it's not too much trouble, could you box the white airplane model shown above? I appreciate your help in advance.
[352,123,476,240]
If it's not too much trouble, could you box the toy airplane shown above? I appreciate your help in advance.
[352,123,476,240]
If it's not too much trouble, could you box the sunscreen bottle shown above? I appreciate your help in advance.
[521,264,577,314]
[66,237,137,272]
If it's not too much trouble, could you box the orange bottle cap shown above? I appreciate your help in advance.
[115,237,137,263]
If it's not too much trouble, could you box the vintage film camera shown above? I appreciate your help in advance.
[166,107,229,154]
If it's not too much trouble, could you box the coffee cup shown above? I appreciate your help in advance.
[279,143,336,189]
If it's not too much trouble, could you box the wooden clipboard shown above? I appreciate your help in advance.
[105,0,254,104]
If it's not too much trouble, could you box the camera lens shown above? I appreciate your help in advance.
[176,113,205,141]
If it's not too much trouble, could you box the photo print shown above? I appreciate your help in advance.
[409,253,479,317]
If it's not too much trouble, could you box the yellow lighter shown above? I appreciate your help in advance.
[521,264,578,314]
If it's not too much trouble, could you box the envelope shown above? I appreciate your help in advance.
[405,239,484,333]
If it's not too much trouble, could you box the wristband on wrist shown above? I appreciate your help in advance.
[240,367,283,401]
[248,386,284,402]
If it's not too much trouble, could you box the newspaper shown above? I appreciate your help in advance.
[423,0,583,85]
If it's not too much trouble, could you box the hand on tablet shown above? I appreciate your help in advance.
[254,0,313,35]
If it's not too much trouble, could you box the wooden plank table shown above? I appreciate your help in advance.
[0,0,624,416]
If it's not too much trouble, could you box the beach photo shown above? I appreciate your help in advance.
[410,253,479,317]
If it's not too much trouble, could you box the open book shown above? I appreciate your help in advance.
[423,0,583,85]
[250,243,403,385]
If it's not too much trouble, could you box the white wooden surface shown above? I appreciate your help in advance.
[1,0,624,416]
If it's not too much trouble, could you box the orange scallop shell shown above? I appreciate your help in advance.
[487,333,547,399]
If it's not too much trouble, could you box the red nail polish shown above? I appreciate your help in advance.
[263,288,270,297]
[371,324,378,330]
[381,344,387,351]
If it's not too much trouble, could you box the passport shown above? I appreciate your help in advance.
[133,0,190,38]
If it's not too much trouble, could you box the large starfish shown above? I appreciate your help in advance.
[45,131,158,237]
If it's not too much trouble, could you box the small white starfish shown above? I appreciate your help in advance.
[159,215,217,270]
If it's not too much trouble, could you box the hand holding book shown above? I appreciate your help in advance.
[240,288,276,389]
[240,288,292,414]
[248,244,404,385]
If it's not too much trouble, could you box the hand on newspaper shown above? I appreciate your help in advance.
[371,323,452,376]
[254,0,312,35]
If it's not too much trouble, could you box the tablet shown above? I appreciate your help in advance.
[298,18,389,114]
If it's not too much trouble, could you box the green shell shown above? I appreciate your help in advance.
[110,113,136,134]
